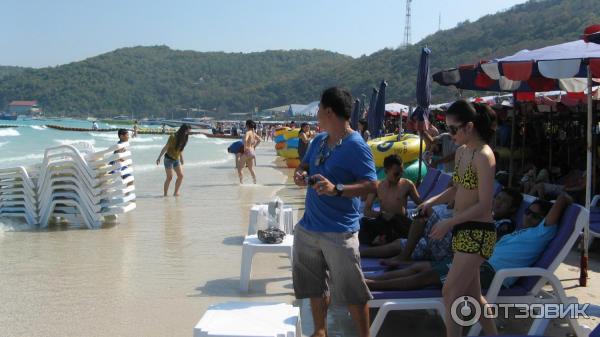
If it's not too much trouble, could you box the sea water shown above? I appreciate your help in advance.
[0,119,294,337]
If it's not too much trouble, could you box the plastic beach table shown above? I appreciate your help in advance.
[193,301,301,337]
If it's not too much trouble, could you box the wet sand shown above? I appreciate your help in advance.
[1,143,598,337]
[0,145,297,337]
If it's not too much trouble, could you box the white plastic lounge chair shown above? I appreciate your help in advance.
[367,203,589,337]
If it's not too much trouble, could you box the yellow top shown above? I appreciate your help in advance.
[453,149,478,190]
[166,135,182,160]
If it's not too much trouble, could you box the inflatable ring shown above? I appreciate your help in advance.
[278,148,299,159]
[368,134,426,168]
[286,138,299,149]
[282,129,300,140]
[286,158,301,168]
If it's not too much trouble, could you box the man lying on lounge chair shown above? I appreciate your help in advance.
[360,188,522,266]
[365,193,572,291]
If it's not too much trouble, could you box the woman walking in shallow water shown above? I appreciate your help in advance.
[237,119,262,184]
[156,124,191,196]
[418,100,497,337]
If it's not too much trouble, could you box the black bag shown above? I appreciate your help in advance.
[257,228,286,244]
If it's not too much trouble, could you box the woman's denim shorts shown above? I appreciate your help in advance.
[164,156,181,169]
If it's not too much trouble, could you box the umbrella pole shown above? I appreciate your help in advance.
[549,114,552,172]
[508,101,517,188]
[579,65,593,286]
[521,112,527,171]
[580,64,592,287]
[418,131,424,185]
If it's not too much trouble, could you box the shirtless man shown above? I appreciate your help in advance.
[359,154,422,245]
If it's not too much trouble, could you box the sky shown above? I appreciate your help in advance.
[0,0,528,68]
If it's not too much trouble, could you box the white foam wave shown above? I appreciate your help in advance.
[0,141,8,148]
[207,139,229,145]
[89,132,116,139]
[131,144,163,150]
[0,129,20,137]
[134,157,231,173]
[55,139,96,146]
[0,217,36,233]
[29,125,47,130]
[191,134,208,139]
[3,153,45,162]
[130,137,155,143]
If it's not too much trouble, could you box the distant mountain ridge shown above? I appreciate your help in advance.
[0,0,599,117]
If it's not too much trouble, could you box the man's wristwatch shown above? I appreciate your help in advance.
[335,183,344,197]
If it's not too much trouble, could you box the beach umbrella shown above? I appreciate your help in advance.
[373,80,388,138]
[367,87,379,137]
[473,31,600,287]
[415,47,432,183]
[351,98,360,131]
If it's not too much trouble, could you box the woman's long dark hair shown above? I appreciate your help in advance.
[446,100,496,143]
[246,119,256,130]
[175,124,191,151]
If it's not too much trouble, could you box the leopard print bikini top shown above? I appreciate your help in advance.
[453,148,478,190]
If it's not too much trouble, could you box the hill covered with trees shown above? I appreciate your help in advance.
[0,0,599,117]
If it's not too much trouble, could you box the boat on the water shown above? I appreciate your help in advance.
[46,124,175,135]
[0,112,18,120]
[162,118,212,129]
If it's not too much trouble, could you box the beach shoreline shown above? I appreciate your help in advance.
[0,143,299,337]
[0,141,598,337]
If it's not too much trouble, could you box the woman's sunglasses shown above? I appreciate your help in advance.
[448,123,466,135]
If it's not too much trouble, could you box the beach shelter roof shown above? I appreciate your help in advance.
[384,102,409,117]
[293,101,319,117]
[434,39,600,94]
[481,39,600,93]
[433,26,600,286]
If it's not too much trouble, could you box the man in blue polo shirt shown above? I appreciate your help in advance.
[293,87,377,337]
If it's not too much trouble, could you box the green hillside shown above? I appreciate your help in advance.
[0,0,599,117]
[265,0,600,106]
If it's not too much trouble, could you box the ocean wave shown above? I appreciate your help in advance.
[29,125,47,130]
[191,134,208,139]
[0,129,20,137]
[0,217,36,233]
[89,132,117,139]
[206,139,229,145]
[55,139,96,146]
[134,157,231,173]
[0,141,8,148]
[130,136,156,143]
[131,144,163,150]
[3,153,45,162]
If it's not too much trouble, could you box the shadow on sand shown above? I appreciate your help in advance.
[192,276,293,298]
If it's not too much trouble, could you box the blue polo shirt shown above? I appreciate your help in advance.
[299,131,377,233]
[488,219,557,287]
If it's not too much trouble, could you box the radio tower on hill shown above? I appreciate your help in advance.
[402,0,412,48]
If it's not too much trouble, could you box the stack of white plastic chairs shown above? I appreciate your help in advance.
[37,142,136,228]
[0,142,136,229]
[0,166,39,226]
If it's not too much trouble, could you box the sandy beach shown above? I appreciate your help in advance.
[1,143,598,337]
[0,144,297,337]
